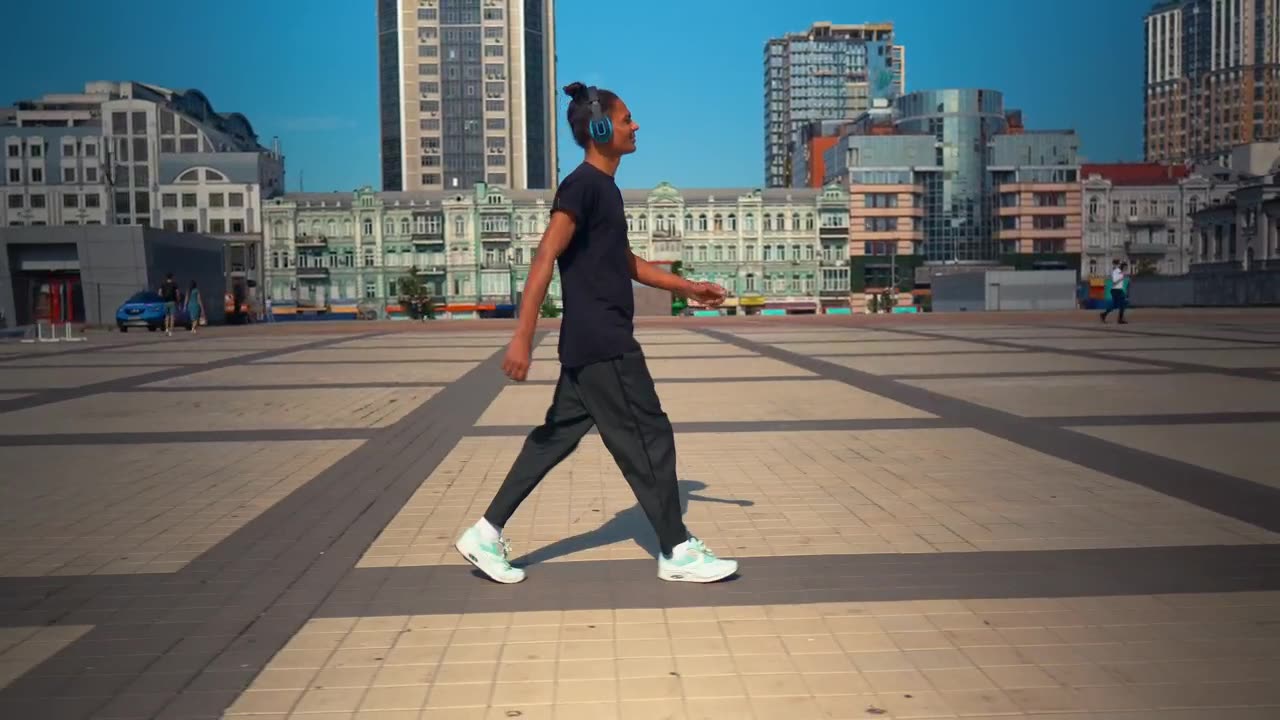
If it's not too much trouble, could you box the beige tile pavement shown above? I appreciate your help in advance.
[524,356,814,382]
[1071,423,1280,490]
[1106,348,1280,369]
[147,361,478,387]
[817,352,1157,377]
[776,339,1019,356]
[0,387,437,434]
[226,593,1280,718]
[261,347,497,363]
[0,441,361,576]
[358,429,1275,569]
[475,380,931,426]
[0,365,175,389]
[904,373,1280,418]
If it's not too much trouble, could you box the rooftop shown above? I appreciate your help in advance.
[1082,162,1192,185]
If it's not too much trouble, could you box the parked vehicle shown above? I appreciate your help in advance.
[115,291,192,332]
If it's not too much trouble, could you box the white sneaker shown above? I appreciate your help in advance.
[658,537,738,583]
[455,525,525,584]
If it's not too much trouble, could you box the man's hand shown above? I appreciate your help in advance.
[502,334,533,381]
[687,281,727,308]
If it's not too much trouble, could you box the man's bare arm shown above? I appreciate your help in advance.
[627,250,697,296]
[512,211,576,340]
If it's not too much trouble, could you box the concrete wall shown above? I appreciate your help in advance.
[0,226,228,327]
[145,230,228,324]
[1130,270,1280,307]
[983,270,1078,311]
[632,281,671,317]
[931,272,987,312]
[933,270,1077,312]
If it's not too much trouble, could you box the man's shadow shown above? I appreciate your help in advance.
[512,479,754,567]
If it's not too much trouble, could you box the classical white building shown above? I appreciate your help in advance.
[1,81,284,298]
[1080,163,1236,277]
[262,182,852,318]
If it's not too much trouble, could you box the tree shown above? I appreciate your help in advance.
[397,268,435,320]
[1133,259,1160,277]
[867,293,880,314]
[539,297,560,318]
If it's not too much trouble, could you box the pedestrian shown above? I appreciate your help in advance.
[186,280,204,333]
[1100,260,1129,324]
[159,272,179,336]
[455,81,739,585]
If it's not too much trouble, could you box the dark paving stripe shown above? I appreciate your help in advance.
[0,336,523,719]
[466,417,964,437]
[701,329,1280,534]
[522,375,824,386]
[1047,411,1280,427]
[0,428,380,447]
[886,369,1183,381]
[807,349,1028,357]
[251,358,491,365]
[317,544,1280,617]
[0,332,387,415]
[876,327,1280,382]
[0,363,179,369]
[126,382,449,393]
[1038,322,1280,347]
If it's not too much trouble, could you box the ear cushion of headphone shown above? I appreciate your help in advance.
[589,116,613,142]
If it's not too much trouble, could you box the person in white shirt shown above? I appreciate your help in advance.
[1100,260,1129,324]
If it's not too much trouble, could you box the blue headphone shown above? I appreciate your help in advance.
[586,86,613,144]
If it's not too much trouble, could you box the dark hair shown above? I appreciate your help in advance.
[563,81,618,149]
[189,280,198,289]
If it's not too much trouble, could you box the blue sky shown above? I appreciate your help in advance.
[2,0,1149,191]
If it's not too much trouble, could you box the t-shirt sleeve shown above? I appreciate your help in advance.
[550,172,595,226]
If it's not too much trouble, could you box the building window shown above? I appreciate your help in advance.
[63,168,76,183]
[210,219,226,233]
[7,195,21,209]
[62,143,75,157]
[182,219,197,232]
[29,143,42,158]
[84,193,100,208]
[5,144,18,157]
[697,214,708,231]
[745,215,755,232]
[28,193,46,208]
[30,168,43,183]
[209,193,224,208]
[62,194,78,208]
[181,193,197,208]
[84,167,97,183]
[363,218,374,236]
[229,193,244,207]
[1088,196,1099,219]
[162,193,177,208]
[455,217,465,235]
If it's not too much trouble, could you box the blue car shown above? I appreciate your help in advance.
[116,291,192,332]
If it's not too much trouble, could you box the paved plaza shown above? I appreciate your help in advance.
[1,311,1279,720]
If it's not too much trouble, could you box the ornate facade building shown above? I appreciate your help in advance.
[262,182,852,318]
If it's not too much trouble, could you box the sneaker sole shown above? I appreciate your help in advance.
[454,540,525,584]
[658,564,738,583]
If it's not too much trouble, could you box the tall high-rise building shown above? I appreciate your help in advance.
[377,0,557,192]
[764,21,905,188]
[1145,0,1280,165]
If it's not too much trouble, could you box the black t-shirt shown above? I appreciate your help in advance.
[160,279,177,302]
[551,162,639,368]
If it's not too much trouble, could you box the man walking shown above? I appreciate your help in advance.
[455,82,738,585]
[1100,260,1129,324]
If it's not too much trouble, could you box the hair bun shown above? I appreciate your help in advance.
[562,82,588,100]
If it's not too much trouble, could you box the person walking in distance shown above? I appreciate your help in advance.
[455,82,739,584]
[1100,260,1129,324]
[186,280,204,334]
[159,272,179,336]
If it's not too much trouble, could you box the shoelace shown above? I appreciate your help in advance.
[687,537,717,559]
[496,538,513,568]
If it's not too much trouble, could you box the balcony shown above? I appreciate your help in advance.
[295,234,327,249]
[819,287,850,298]
[481,259,511,270]
[411,233,444,246]
[296,266,329,280]
[819,257,848,267]
[1124,214,1168,227]
[819,225,850,239]
[1125,241,1172,255]
[415,265,447,275]
[480,226,512,239]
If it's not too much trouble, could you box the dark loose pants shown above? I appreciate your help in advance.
[1102,288,1126,321]
[483,350,688,556]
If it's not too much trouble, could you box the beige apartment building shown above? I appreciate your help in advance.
[377,0,557,192]
[1145,0,1280,166]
